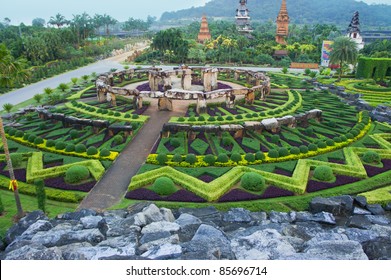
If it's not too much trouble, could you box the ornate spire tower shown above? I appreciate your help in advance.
[198,15,212,44]
[276,0,290,45]
[235,0,253,36]
[347,11,364,50]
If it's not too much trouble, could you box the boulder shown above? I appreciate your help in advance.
[21,220,53,238]
[139,234,180,253]
[141,243,182,260]
[179,206,222,226]
[231,229,296,260]
[31,228,105,247]
[362,237,391,260]
[160,208,175,222]
[5,245,63,260]
[80,216,104,229]
[354,196,367,208]
[97,235,137,256]
[282,223,324,241]
[353,207,371,215]
[269,211,296,224]
[57,209,97,221]
[346,215,372,229]
[175,214,202,242]
[106,217,140,237]
[302,240,368,260]
[223,208,253,223]
[366,215,390,226]
[305,232,349,248]
[140,231,172,245]
[103,210,128,219]
[5,211,47,244]
[366,204,385,215]
[344,228,380,244]
[142,204,164,223]
[385,203,391,212]
[296,212,336,225]
[309,196,353,216]
[141,221,180,235]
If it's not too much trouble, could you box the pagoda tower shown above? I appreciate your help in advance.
[235,0,253,36]
[276,0,290,45]
[347,11,364,50]
[198,15,212,44]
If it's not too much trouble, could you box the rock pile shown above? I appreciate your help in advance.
[1,196,391,260]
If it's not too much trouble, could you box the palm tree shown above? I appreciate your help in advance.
[2,103,13,113]
[0,44,28,88]
[48,13,69,28]
[330,36,358,81]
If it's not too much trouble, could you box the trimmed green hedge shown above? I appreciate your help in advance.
[356,57,391,80]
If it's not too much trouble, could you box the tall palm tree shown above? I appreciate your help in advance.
[48,13,69,28]
[0,44,28,88]
[330,36,358,81]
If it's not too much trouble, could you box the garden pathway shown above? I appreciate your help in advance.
[78,101,185,211]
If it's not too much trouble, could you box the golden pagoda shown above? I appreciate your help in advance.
[276,0,290,45]
[198,15,212,44]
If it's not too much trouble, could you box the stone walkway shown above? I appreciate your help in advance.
[78,104,181,211]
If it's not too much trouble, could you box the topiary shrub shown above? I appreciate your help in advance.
[333,137,342,143]
[114,112,121,117]
[278,147,289,157]
[299,145,309,154]
[317,141,327,149]
[340,135,348,142]
[151,177,177,196]
[170,138,181,148]
[23,133,30,141]
[203,154,216,165]
[313,166,335,182]
[70,130,80,139]
[235,115,243,120]
[65,165,90,184]
[10,154,23,167]
[34,137,44,145]
[245,153,255,162]
[217,153,229,163]
[178,117,185,122]
[305,127,314,135]
[222,137,232,146]
[28,135,37,143]
[65,144,75,152]
[113,135,124,145]
[87,146,98,155]
[362,151,381,164]
[198,116,205,122]
[185,154,197,165]
[326,139,335,146]
[241,172,266,192]
[188,117,196,122]
[268,149,279,158]
[226,116,233,121]
[327,121,337,128]
[156,153,168,165]
[208,116,216,122]
[8,128,17,136]
[346,133,354,139]
[132,114,139,119]
[230,153,242,163]
[255,151,265,160]
[290,147,300,155]
[15,130,24,138]
[270,135,280,143]
[34,179,46,212]
[308,143,318,151]
[217,116,224,121]
[100,148,111,157]
[350,129,359,137]
[55,141,66,150]
[46,139,55,148]
[75,144,86,153]
[172,153,183,163]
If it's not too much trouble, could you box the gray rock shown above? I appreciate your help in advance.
[80,216,104,229]
[59,242,92,260]
[175,214,202,227]
[310,195,353,216]
[362,238,391,260]
[5,240,36,253]
[223,208,252,223]
[297,212,336,225]
[353,207,372,215]
[305,232,349,248]
[140,231,171,244]
[346,215,372,229]
[179,206,222,225]
[366,215,390,226]
[103,209,128,219]
[57,209,97,221]
[142,204,164,224]
[269,211,296,224]
[366,204,385,215]
[5,245,63,260]
[385,203,391,212]
[5,210,47,244]
[231,229,296,260]
[370,224,391,238]
[126,202,152,217]
[182,224,234,260]
[31,228,105,247]
[21,220,53,237]
[106,217,140,237]
[72,246,124,260]
[344,228,380,243]
[133,213,147,227]
[139,234,180,253]
[250,212,268,222]
[141,221,180,235]
[141,243,182,260]
[160,208,175,222]
[98,235,137,256]
[303,241,368,260]
[354,196,367,208]
[282,223,324,241]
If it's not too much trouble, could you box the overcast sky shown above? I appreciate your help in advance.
[1,0,391,25]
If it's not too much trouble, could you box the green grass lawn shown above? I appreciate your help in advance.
[0,190,78,238]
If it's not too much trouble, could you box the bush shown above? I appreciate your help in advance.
[34,137,44,145]
[15,130,24,138]
[46,139,55,147]
[34,179,46,212]
[114,112,121,117]
[100,148,111,157]
[317,141,327,149]
[222,137,232,146]
[267,149,279,158]
[203,154,216,165]
[346,133,354,139]
[217,116,224,121]
[178,117,185,122]
[172,154,183,163]
[188,117,196,122]
[217,153,229,163]
[75,144,86,153]
[299,145,309,153]
[350,129,359,137]
[226,116,234,121]
[241,172,266,192]
[230,153,242,163]
[326,139,335,146]
[340,135,348,142]
[328,121,337,128]
[290,147,300,155]
[87,146,98,155]
[113,135,124,145]
[170,138,181,148]
[132,114,140,119]
[70,130,80,139]
[208,116,216,122]
[10,154,23,167]
[151,177,177,196]
[245,153,255,162]
[308,143,318,151]
[235,115,243,120]
[278,147,289,157]
[55,141,66,150]
[28,135,37,143]
[156,153,168,165]
[271,135,280,143]
[65,144,75,152]
[65,165,90,184]
[333,137,342,143]
[362,151,381,164]
[305,127,314,135]
[185,154,197,165]
[198,116,205,122]
[313,166,335,182]
[255,151,265,160]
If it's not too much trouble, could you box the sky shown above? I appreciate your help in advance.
[1,0,391,25]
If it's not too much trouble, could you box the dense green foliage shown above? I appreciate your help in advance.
[240,172,266,192]
[362,151,381,164]
[313,166,335,182]
[65,165,90,184]
[34,179,46,212]
[151,177,177,196]
[356,57,391,80]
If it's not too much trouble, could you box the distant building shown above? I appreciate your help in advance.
[235,0,253,37]
[276,0,290,45]
[198,15,212,44]
[347,11,364,50]
[361,30,391,43]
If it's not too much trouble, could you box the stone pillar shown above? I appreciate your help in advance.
[108,74,114,86]
[182,69,192,90]
[211,70,218,90]
[163,76,172,92]
[188,131,197,141]
[245,90,255,105]
[203,71,212,92]
[97,88,107,103]
[226,94,236,108]
[158,97,173,111]
[234,71,240,81]
[196,96,207,114]
[234,129,244,139]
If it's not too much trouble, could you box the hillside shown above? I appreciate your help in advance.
[160,0,391,27]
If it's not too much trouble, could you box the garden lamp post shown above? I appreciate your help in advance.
[0,116,24,218]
